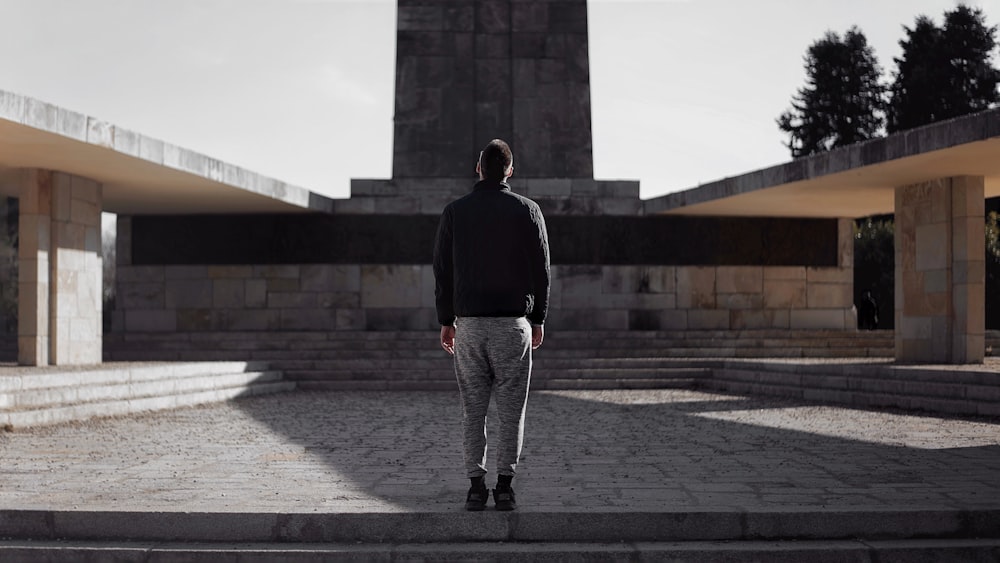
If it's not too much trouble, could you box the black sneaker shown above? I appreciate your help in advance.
[465,483,488,511]
[493,484,516,511]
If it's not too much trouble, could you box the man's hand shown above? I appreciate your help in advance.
[531,325,544,350]
[440,325,456,355]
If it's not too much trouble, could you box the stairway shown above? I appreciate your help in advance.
[1,508,997,561]
[0,361,292,428]
[703,358,1000,418]
[103,329,895,392]
[100,329,1000,418]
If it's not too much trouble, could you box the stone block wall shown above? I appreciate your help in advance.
[113,262,855,333]
[112,214,855,333]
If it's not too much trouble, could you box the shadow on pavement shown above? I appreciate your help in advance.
[230,387,1000,512]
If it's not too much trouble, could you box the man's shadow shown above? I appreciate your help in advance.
[232,386,1000,512]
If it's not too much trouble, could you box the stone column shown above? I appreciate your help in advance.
[18,169,103,365]
[18,169,52,365]
[838,217,857,329]
[894,176,985,363]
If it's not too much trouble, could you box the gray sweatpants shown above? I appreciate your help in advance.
[453,316,533,478]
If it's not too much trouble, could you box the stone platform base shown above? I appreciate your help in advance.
[0,361,292,428]
[1,509,998,562]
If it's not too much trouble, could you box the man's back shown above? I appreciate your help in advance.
[435,180,549,326]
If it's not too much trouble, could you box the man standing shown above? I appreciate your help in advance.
[433,139,550,512]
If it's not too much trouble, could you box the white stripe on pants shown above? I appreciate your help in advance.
[454,316,533,478]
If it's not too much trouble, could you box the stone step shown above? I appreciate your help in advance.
[701,378,1000,418]
[298,377,703,392]
[0,361,270,393]
[718,364,1000,389]
[1,508,996,544]
[282,365,708,380]
[531,377,701,390]
[102,328,1000,350]
[103,345,896,363]
[105,333,896,348]
[268,356,704,371]
[2,370,285,411]
[704,367,1000,418]
[3,381,295,428]
[3,538,998,562]
[0,362,295,428]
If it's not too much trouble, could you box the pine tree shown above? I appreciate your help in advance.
[778,27,886,158]
[888,5,1000,132]
[942,4,1000,116]
[888,16,944,132]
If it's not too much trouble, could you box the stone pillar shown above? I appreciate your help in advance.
[18,170,52,365]
[838,217,857,329]
[894,176,985,364]
[18,169,103,365]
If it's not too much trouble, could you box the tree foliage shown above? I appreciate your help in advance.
[778,27,886,158]
[888,5,1000,132]
[853,216,894,330]
[987,211,1000,330]
[0,198,18,335]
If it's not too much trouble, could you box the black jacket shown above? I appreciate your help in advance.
[433,180,550,326]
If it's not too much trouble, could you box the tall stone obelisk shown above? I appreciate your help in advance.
[393,0,593,178]
[343,0,640,216]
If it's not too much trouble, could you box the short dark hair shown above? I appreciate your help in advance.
[479,139,513,180]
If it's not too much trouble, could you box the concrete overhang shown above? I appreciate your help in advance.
[644,108,1000,218]
[0,89,335,214]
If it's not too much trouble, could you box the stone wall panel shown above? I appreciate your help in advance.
[366,308,436,331]
[212,280,245,309]
[731,309,790,330]
[476,0,510,32]
[791,310,847,330]
[763,280,807,309]
[807,283,853,309]
[119,282,165,310]
[336,309,366,331]
[718,293,763,310]
[511,3,548,32]
[125,310,176,332]
[716,266,762,294]
[688,310,729,330]
[361,265,423,308]
[165,280,213,309]
[677,267,716,309]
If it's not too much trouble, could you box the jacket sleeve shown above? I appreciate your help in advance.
[527,204,550,326]
[433,205,456,326]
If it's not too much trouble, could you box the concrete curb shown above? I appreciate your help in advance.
[2,509,998,544]
[3,539,1000,563]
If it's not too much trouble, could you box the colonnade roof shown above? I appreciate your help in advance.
[0,90,334,214]
[643,108,1000,218]
[6,88,998,220]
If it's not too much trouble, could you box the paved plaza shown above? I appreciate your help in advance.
[1,388,999,514]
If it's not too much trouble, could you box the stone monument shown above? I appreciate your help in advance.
[339,0,642,217]
[112,0,853,338]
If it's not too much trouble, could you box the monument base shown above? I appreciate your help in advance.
[337,178,641,216]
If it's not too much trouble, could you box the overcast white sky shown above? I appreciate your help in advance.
[0,0,995,200]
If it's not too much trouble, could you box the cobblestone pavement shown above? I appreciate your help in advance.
[1,389,999,513]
